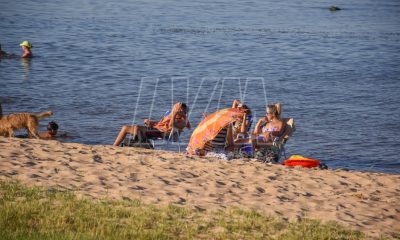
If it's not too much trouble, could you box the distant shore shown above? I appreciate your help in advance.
[0,137,399,237]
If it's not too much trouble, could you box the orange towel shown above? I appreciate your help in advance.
[187,108,245,155]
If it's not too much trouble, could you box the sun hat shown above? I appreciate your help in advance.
[20,41,32,48]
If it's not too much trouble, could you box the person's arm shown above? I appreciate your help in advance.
[21,51,31,58]
[253,118,266,135]
[144,119,158,127]
[240,113,248,134]
[232,99,241,108]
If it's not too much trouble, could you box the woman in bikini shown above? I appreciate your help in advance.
[113,102,190,146]
[252,103,284,148]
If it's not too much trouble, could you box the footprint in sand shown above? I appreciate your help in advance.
[216,180,226,187]
[303,192,313,197]
[256,187,265,193]
[93,155,103,163]
[339,181,349,186]
[231,182,242,189]
[194,205,206,212]
[122,196,131,201]
[277,195,290,201]
[25,161,36,167]
[129,173,139,182]
[158,177,171,185]
[185,189,193,194]
[175,197,187,205]
[7,170,18,176]
[180,171,199,178]
[343,211,355,218]
[20,143,28,148]
[130,185,146,190]
[267,176,277,181]
[98,176,107,181]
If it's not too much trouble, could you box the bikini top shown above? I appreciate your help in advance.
[261,124,278,133]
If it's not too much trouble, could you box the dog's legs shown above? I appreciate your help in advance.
[7,128,14,138]
[27,116,40,139]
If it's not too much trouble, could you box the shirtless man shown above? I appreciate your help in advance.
[38,121,59,139]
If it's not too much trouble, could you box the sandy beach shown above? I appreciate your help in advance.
[0,137,399,237]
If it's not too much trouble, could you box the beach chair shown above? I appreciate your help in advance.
[122,109,184,151]
[122,126,182,151]
[148,127,182,152]
[254,118,295,163]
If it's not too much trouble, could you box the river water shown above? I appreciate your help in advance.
[1,0,400,173]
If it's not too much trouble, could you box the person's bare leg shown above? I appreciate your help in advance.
[113,125,136,146]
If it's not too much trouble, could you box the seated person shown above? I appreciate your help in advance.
[252,103,285,149]
[229,100,253,148]
[231,99,253,136]
[113,102,190,146]
[202,100,252,154]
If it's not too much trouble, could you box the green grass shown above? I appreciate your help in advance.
[0,180,369,239]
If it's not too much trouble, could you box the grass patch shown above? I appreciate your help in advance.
[0,180,368,239]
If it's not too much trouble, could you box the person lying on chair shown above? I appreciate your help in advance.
[252,103,285,148]
[113,102,190,146]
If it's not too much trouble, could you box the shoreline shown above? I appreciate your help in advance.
[0,137,399,237]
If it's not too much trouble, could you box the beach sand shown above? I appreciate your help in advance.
[0,137,399,237]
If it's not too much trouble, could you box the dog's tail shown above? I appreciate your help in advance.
[35,111,53,120]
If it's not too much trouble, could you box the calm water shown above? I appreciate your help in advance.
[1,0,400,173]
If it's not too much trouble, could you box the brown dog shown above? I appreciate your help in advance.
[0,111,53,138]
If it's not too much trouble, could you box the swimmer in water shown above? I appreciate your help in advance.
[0,44,7,57]
[20,41,33,58]
[39,121,73,140]
[38,121,59,139]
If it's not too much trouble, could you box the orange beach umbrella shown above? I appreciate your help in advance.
[187,108,245,155]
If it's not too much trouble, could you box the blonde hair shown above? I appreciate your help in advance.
[266,103,282,117]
